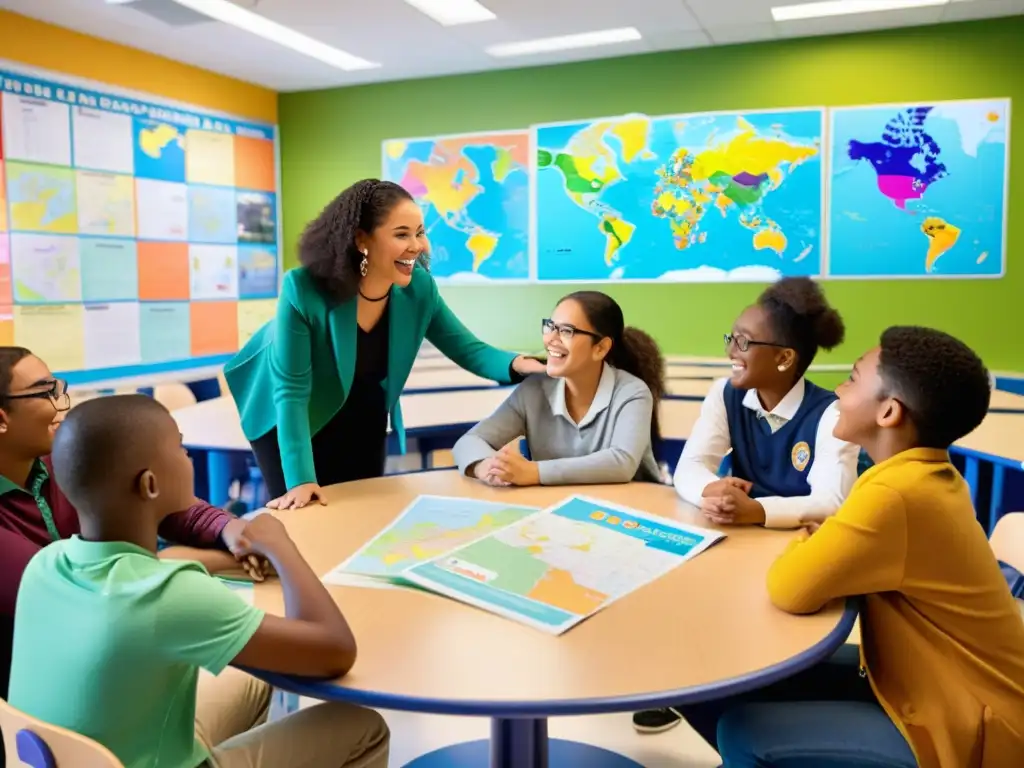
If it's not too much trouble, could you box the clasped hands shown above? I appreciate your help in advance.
[472,444,540,488]
[700,477,767,526]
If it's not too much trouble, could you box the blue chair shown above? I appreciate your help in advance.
[0,697,123,767]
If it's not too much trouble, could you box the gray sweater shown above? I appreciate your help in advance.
[452,364,662,486]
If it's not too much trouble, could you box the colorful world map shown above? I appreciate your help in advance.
[534,110,824,281]
[383,133,530,280]
[829,100,1008,277]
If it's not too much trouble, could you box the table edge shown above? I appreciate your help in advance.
[242,598,860,717]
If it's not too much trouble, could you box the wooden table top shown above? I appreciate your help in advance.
[248,471,854,715]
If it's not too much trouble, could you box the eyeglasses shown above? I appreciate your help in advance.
[724,334,786,353]
[5,378,71,412]
[542,319,603,343]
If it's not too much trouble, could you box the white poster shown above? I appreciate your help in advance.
[135,178,188,241]
[76,171,135,237]
[10,233,82,304]
[1,92,72,166]
[189,244,239,300]
[72,107,134,174]
[83,302,142,369]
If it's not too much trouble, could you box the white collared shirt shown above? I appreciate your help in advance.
[673,377,859,529]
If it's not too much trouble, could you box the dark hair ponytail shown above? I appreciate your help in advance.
[558,292,665,443]
[298,179,425,300]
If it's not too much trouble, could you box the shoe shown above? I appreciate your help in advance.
[632,707,683,733]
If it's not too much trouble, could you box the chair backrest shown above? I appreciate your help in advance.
[990,513,1024,574]
[0,699,123,768]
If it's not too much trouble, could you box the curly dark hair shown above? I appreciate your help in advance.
[758,277,845,376]
[298,179,428,300]
[0,346,32,410]
[559,291,666,442]
[878,326,990,449]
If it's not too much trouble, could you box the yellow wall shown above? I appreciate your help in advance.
[0,11,277,123]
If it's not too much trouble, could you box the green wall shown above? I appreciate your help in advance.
[279,17,1023,374]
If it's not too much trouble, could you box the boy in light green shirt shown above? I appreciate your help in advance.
[9,395,388,768]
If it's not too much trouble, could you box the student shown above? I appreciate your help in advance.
[8,395,389,768]
[704,327,1024,766]
[674,276,859,529]
[224,179,544,511]
[634,278,859,736]
[0,347,261,701]
[453,291,664,486]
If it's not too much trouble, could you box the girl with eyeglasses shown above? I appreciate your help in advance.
[669,276,859,533]
[634,277,860,736]
[453,291,665,487]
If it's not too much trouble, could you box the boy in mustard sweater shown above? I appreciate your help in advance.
[688,327,1024,767]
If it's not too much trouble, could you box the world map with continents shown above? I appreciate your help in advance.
[829,100,1007,277]
[535,110,824,281]
[383,133,530,280]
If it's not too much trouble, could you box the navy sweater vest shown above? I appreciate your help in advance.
[723,380,836,499]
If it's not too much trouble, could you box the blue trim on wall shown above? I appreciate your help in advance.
[59,354,233,385]
[241,599,857,717]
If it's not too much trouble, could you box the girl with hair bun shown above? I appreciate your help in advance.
[453,291,665,486]
[634,276,860,735]
[224,179,545,510]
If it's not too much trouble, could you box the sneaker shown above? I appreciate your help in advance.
[632,707,683,733]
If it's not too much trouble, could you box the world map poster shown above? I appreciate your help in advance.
[533,109,825,282]
[828,100,1009,278]
[382,131,530,281]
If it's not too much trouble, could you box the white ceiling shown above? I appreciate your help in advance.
[1,0,1022,92]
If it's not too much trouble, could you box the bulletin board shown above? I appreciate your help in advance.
[0,62,281,385]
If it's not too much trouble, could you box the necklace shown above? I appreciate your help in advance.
[359,286,391,302]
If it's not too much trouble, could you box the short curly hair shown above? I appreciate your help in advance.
[758,277,845,376]
[878,326,990,449]
[298,179,427,300]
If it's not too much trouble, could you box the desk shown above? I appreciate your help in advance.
[666,378,712,398]
[248,472,856,768]
[954,412,1024,530]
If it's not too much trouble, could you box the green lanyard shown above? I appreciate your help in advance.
[28,464,60,542]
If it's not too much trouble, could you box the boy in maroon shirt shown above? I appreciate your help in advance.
[0,347,259,699]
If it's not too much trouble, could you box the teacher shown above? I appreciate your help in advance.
[224,179,545,510]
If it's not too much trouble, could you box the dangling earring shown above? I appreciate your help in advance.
[359,249,369,278]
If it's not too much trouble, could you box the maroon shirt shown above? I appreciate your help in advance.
[0,456,231,697]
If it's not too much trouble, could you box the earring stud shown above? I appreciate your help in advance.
[777,364,788,372]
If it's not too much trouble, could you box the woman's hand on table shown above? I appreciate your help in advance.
[266,482,327,510]
[489,445,541,487]
[471,457,512,487]
[512,355,546,376]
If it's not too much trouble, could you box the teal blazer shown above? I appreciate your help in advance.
[224,265,517,490]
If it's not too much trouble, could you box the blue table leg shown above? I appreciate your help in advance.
[206,450,234,507]
[989,465,1006,534]
[403,717,641,768]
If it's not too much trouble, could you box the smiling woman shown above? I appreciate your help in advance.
[224,179,546,510]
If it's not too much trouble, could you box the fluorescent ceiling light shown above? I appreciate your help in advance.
[486,27,642,58]
[403,0,496,26]
[167,0,379,70]
[771,0,948,22]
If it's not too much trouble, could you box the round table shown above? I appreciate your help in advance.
[247,471,856,768]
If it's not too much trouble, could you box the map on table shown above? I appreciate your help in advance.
[323,495,538,583]
[828,99,1008,277]
[403,495,724,635]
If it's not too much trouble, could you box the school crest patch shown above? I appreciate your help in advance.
[791,441,811,472]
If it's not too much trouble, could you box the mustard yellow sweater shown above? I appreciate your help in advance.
[768,448,1024,768]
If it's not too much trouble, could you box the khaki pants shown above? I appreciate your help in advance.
[194,668,390,768]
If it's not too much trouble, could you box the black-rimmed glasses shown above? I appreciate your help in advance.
[6,378,71,412]
[724,334,786,353]
[542,319,603,344]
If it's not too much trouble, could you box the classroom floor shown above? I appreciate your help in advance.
[295,701,721,766]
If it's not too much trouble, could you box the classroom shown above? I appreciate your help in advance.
[0,1,1023,767]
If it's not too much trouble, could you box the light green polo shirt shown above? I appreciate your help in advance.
[9,536,265,768]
